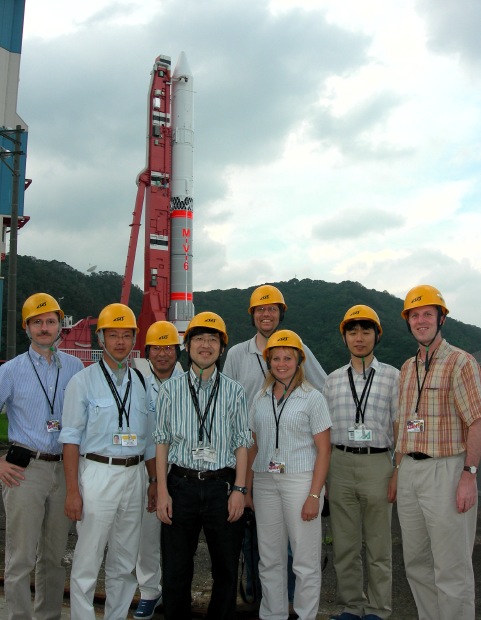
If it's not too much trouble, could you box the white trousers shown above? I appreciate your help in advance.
[69,458,144,620]
[135,470,162,600]
[254,471,323,620]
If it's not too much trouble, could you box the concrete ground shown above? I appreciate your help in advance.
[0,480,480,619]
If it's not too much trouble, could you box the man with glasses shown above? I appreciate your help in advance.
[0,292,83,620]
[223,284,327,607]
[60,303,155,620]
[154,312,251,620]
[133,321,183,620]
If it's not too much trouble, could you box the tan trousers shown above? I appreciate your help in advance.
[2,459,71,620]
[397,453,477,620]
[327,448,393,618]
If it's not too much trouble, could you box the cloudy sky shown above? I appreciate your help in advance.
[13,0,481,326]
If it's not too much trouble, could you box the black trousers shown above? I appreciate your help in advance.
[161,469,244,620]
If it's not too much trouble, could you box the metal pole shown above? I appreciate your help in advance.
[6,125,21,360]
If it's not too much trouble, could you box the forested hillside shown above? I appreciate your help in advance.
[2,256,481,374]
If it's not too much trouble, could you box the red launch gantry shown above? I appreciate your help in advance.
[121,52,195,347]
[58,52,194,362]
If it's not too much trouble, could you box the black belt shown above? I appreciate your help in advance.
[171,464,234,481]
[407,452,432,460]
[33,451,63,462]
[336,444,390,455]
[83,453,144,467]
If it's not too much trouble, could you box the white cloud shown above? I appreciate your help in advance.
[2,0,480,329]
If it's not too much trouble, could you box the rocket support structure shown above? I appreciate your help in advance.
[121,51,194,346]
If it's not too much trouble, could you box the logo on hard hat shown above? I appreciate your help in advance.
[260,294,270,301]
[411,296,422,304]
[277,336,288,342]
[113,316,125,322]
[36,301,47,310]
[205,318,216,324]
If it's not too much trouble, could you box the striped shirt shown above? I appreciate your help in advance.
[0,347,84,454]
[323,357,399,448]
[154,368,252,470]
[396,339,481,457]
[250,384,332,473]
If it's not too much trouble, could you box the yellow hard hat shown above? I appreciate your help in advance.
[401,285,449,320]
[145,321,180,347]
[96,303,138,333]
[263,329,305,362]
[248,285,287,314]
[22,293,64,329]
[184,312,228,346]
[340,305,383,336]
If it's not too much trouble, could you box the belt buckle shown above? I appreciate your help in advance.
[198,470,207,480]
[125,456,136,467]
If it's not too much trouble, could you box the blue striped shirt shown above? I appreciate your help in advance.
[250,383,332,473]
[154,368,252,470]
[59,361,155,460]
[0,347,84,454]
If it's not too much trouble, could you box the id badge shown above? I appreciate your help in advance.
[353,427,372,441]
[268,460,285,474]
[348,426,355,441]
[407,419,424,433]
[203,446,217,463]
[46,419,61,433]
[121,433,138,447]
[112,433,122,445]
[192,445,204,461]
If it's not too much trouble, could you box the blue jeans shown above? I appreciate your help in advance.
[161,469,244,620]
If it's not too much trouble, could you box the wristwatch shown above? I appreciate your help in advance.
[232,485,248,495]
[463,465,478,474]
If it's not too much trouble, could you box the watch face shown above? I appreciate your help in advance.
[465,465,477,474]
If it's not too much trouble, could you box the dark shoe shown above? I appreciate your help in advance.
[363,615,383,620]
[133,594,163,619]
[329,614,362,620]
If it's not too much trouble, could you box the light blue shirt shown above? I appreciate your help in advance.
[154,367,252,470]
[59,361,155,460]
[250,383,332,474]
[0,346,84,454]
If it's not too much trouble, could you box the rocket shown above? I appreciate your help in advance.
[121,51,195,345]
[168,51,194,332]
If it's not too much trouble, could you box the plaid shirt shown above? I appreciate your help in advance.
[396,339,481,457]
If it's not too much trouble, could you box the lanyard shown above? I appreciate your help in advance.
[187,371,220,443]
[99,360,132,430]
[255,353,267,378]
[28,352,60,418]
[270,387,294,450]
[413,349,435,414]
[348,366,375,425]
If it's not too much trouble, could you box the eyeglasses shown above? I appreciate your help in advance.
[29,318,59,328]
[191,335,220,345]
[150,345,176,353]
[105,333,134,342]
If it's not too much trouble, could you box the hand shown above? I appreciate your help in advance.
[301,495,319,522]
[147,482,157,513]
[157,491,173,525]
[387,469,398,503]
[456,472,478,513]
[227,489,245,523]
[0,456,25,488]
[65,491,83,521]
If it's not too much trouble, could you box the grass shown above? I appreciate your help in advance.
[0,412,8,443]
